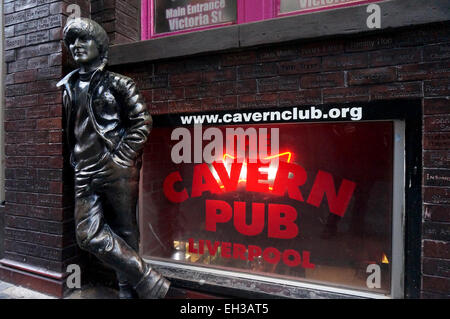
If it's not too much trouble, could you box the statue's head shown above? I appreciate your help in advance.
[63,18,109,67]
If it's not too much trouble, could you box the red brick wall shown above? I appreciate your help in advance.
[113,22,450,298]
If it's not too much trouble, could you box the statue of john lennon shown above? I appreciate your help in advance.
[57,18,170,299]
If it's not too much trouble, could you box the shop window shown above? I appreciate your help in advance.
[141,0,384,39]
[139,103,407,298]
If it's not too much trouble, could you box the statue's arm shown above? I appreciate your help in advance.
[111,75,153,167]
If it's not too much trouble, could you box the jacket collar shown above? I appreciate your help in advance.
[56,62,107,89]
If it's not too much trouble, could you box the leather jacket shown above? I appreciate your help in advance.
[57,64,152,169]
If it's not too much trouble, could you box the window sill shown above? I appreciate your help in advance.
[109,0,449,65]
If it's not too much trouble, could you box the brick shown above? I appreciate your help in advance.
[424,98,450,115]
[424,205,450,222]
[203,68,236,83]
[300,72,344,89]
[147,101,168,115]
[48,53,62,67]
[8,59,28,73]
[222,51,257,66]
[4,240,75,262]
[14,20,38,36]
[256,46,298,62]
[37,169,63,182]
[424,133,450,150]
[322,52,368,71]
[5,157,27,168]
[238,93,278,109]
[4,2,15,14]
[423,258,450,278]
[396,25,450,47]
[26,106,50,119]
[14,70,37,83]
[398,61,450,81]
[4,25,15,38]
[425,115,450,132]
[5,83,28,97]
[424,43,450,61]
[116,0,139,17]
[323,87,369,103]
[168,100,202,113]
[258,76,299,92]
[370,82,422,100]
[25,4,50,21]
[4,109,26,121]
[5,50,16,63]
[238,63,278,80]
[14,168,37,180]
[169,72,202,87]
[201,96,237,111]
[218,81,237,96]
[5,36,26,50]
[278,58,321,75]
[423,187,450,205]
[36,193,64,208]
[49,27,62,41]
[345,35,394,52]
[422,275,450,294]
[5,228,66,249]
[39,92,62,105]
[153,87,184,101]
[5,132,27,144]
[27,156,63,169]
[422,221,450,241]
[369,48,422,67]
[184,84,220,99]
[423,240,450,259]
[348,67,396,86]
[36,117,62,130]
[49,2,62,15]
[15,0,38,11]
[26,30,49,46]
[48,131,63,143]
[300,41,343,57]
[37,66,61,80]
[10,94,39,108]
[421,291,450,299]
[279,90,322,106]
[236,80,257,94]
[5,74,14,85]
[5,12,26,26]
[425,79,450,97]
[37,15,62,30]
[25,131,49,144]
[27,80,59,94]
[424,169,450,187]
[27,56,49,69]
[424,150,450,169]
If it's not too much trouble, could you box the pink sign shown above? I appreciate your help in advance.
[142,0,384,40]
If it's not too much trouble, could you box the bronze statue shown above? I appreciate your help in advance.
[57,18,170,299]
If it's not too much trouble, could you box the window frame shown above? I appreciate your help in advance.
[139,100,422,299]
[141,0,387,40]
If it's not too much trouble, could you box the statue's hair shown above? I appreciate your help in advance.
[63,18,109,64]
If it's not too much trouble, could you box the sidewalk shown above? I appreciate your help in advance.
[0,280,55,299]
[0,280,119,299]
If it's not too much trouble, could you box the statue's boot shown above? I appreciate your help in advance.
[118,282,137,299]
[134,265,171,299]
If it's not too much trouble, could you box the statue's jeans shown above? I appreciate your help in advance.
[74,153,148,287]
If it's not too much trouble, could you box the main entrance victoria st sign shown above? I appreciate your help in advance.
[139,101,420,296]
[154,0,237,34]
